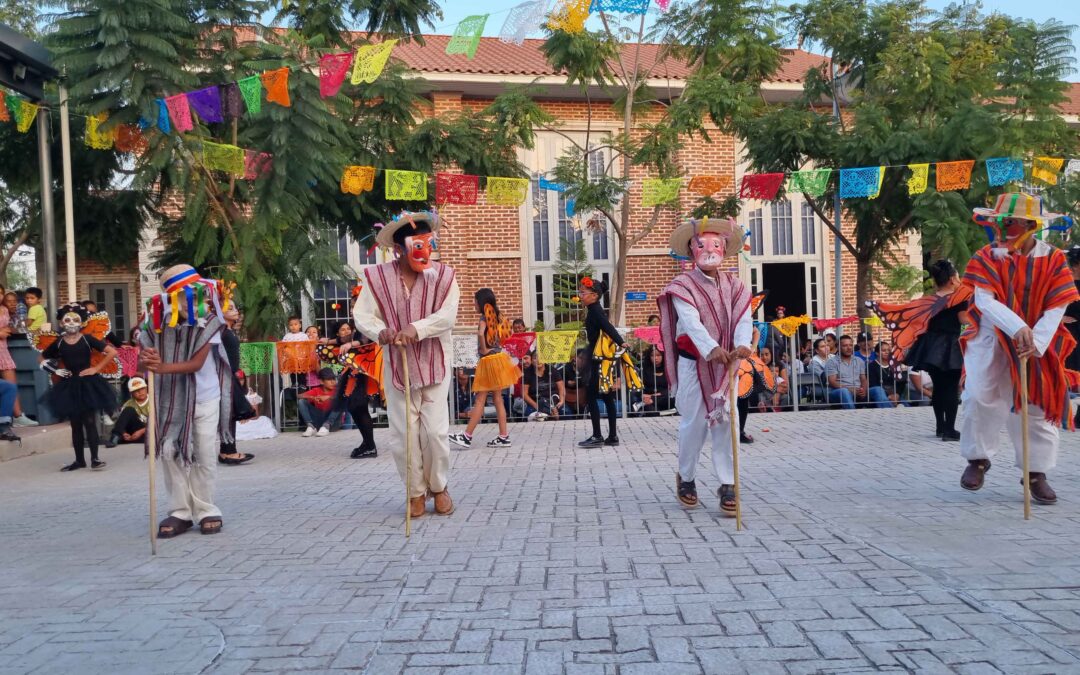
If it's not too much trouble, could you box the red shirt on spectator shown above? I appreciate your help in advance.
[299,385,335,413]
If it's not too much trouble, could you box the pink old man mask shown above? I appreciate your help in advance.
[691,232,725,272]
[401,232,436,272]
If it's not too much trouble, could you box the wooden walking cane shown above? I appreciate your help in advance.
[1020,356,1031,521]
[399,344,412,538]
[146,372,158,556]
[728,365,743,531]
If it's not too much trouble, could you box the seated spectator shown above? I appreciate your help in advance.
[759,347,790,410]
[511,318,527,334]
[235,371,278,441]
[563,353,583,414]
[825,335,892,409]
[634,347,673,414]
[299,368,344,436]
[868,342,907,405]
[106,377,150,447]
[523,356,566,420]
[305,325,320,340]
[908,369,933,407]
[511,352,533,416]
[647,314,660,326]
[853,331,877,363]
[824,330,838,355]
[809,338,833,380]
[454,367,474,420]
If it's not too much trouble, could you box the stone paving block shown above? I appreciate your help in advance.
[5,411,1080,674]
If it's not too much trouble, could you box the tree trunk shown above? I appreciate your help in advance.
[611,234,630,325]
[855,257,873,317]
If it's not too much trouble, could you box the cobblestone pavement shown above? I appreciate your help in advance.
[2,407,1080,674]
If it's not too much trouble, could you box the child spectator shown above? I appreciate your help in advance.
[0,283,34,426]
[454,368,473,420]
[304,325,320,341]
[522,355,566,420]
[511,318,527,334]
[106,377,150,447]
[281,316,307,342]
[24,287,46,331]
[299,368,343,435]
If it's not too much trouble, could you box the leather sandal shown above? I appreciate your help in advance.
[1024,473,1057,505]
[432,489,454,515]
[409,496,426,518]
[675,473,698,508]
[158,516,193,539]
[199,517,223,535]
[961,459,991,491]
[718,484,737,515]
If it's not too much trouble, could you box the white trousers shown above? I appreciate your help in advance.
[675,357,735,485]
[162,398,222,524]
[384,378,452,499]
[959,333,1058,473]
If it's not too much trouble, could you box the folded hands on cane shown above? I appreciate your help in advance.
[379,325,419,345]
[1013,326,1038,360]
[706,345,752,365]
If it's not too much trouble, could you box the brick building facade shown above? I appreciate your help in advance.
[61,36,1078,339]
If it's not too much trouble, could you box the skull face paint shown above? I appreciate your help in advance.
[60,312,83,335]
[402,232,436,273]
[691,232,726,272]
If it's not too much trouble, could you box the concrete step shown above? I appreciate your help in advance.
[0,423,75,463]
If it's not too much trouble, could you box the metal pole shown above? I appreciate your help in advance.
[59,84,76,303]
[831,90,843,319]
[37,110,58,317]
[791,332,799,412]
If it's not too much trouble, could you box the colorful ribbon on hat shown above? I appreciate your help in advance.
[162,267,201,294]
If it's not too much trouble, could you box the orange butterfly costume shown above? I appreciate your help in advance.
[736,292,776,400]
[32,311,123,381]
[866,286,972,369]
[471,304,520,392]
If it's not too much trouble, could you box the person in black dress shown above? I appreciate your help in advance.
[217,308,255,465]
[1064,247,1080,426]
[42,303,119,471]
[904,260,969,441]
[577,278,626,447]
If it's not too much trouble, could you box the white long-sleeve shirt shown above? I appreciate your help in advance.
[972,240,1066,357]
[672,297,753,356]
[353,272,460,363]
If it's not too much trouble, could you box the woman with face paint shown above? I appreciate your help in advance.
[658,217,753,514]
[41,303,120,471]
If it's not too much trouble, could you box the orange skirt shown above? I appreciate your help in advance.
[472,351,520,392]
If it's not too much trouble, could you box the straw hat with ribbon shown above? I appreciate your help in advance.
[145,264,232,333]
[375,210,442,250]
[669,216,746,259]
[972,192,1067,229]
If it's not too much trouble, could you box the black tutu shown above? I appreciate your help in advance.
[42,374,118,418]
[905,331,963,373]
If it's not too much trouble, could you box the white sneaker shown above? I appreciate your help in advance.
[535,412,549,421]
[527,412,539,422]
[302,425,316,438]
[316,425,330,437]
[449,432,472,448]
[13,415,37,427]
[632,402,643,413]
[487,436,512,448]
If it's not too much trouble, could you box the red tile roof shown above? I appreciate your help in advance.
[391,35,827,84]
[1062,82,1080,116]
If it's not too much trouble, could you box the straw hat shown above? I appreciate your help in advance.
[669,216,745,259]
[375,211,442,250]
[972,192,1066,228]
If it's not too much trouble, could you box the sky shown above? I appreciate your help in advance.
[434,0,1080,79]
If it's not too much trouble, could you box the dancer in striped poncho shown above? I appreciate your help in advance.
[959,193,1080,505]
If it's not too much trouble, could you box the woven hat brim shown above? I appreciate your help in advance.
[669,220,745,259]
[375,212,442,250]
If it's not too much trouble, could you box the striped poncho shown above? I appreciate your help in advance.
[140,314,234,464]
[962,245,1080,429]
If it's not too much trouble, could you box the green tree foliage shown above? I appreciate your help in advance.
[739,0,1077,310]
[505,1,782,323]
[546,237,595,330]
[43,0,540,337]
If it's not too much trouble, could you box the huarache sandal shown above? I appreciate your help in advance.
[719,484,737,516]
[676,473,699,508]
[961,459,990,491]
[199,517,223,535]
[1025,473,1057,505]
[157,516,193,538]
